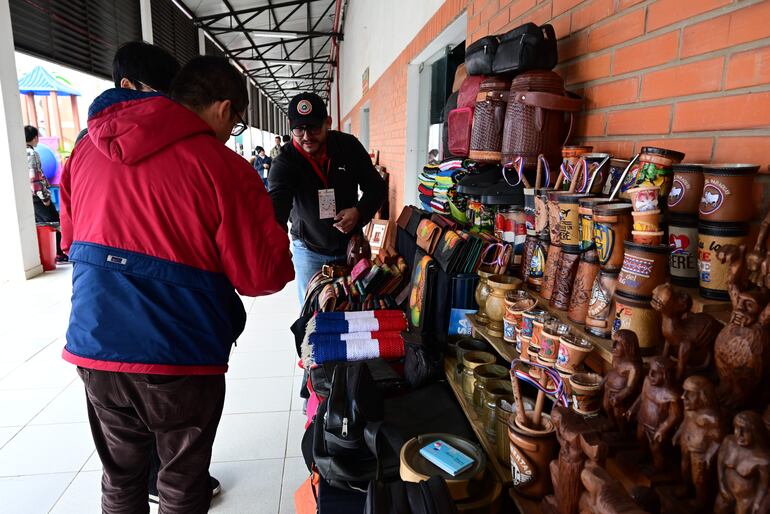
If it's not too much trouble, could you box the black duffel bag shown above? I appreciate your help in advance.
[464,35,498,75]
[492,22,557,75]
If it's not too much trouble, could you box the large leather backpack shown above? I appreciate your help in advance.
[501,70,582,170]
[469,77,511,164]
[447,75,486,157]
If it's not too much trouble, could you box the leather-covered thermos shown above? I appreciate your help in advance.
[469,77,512,163]
[550,248,581,311]
[568,249,600,324]
[540,244,562,301]
[501,71,582,171]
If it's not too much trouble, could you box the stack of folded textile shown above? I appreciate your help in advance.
[431,160,466,216]
[302,310,407,366]
[418,165,438,211]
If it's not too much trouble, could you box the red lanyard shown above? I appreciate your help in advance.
[293,139,331,188]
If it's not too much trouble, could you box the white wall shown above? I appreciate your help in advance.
[0,2,42,281]
[333,0,445,121]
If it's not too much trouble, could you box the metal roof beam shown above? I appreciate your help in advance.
[194,0,323,24]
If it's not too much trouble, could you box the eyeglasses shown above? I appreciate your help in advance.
[231,109,247,137]
[131,79,157,93]
[292,125,323,137]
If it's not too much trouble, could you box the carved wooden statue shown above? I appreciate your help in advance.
[652,283,722,381]
[715,411,770,514]
[543,406,607,514]
[627,356,683,471]
[714,245,770,408]
[747,208,770,289]
[672,376,727,512]
[603,329,643,434]
[579,461,650,514]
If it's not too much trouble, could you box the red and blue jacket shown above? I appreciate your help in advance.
[60,89,294,375]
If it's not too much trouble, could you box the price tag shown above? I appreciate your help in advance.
[318,188,337,219]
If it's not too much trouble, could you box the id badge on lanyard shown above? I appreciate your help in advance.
[318,189,336,219]
[310,157,336,219]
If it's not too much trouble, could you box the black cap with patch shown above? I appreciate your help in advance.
[288,92,328,129]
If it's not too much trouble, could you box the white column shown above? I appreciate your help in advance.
[198,28,206,56]
[140,0,153,43]
[0,1,42,280]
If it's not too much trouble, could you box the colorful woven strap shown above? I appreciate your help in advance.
[511,359,569,407]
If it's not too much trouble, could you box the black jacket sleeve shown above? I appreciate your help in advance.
[349,137,387,226]
[267,154,294,230]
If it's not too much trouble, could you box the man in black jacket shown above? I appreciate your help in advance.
[269,93,386,301]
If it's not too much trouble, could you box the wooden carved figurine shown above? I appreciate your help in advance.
[652,283,722,381]
[747,208,770,289]
[672,376,726,512]
[714,245,770,408]
[543,406,607,514]
[715,411,770,514]
[579,461,650,514]
[603,329,643,434]
[627,356,683,471]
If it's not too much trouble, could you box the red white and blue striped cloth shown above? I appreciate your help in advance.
[302,311,406,366]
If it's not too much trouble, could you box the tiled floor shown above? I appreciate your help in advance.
[0,266,309,513]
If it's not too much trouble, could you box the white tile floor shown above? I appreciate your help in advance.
[0,266,309,513]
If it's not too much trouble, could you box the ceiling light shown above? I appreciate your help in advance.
[252,31,299,39]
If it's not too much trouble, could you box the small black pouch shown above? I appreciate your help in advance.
[464,35,499,75]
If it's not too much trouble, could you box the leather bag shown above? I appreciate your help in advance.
[492,23,557,75]
[448,75,486,157]
[323,362,384,458]
[464,36,499,76]
[416,219,442,256]
[347,234,372,267]
[469,77,511,163]
[501,70,582,170]
[364,475,458,514]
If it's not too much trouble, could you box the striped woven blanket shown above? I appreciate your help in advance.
[302,311,406,366]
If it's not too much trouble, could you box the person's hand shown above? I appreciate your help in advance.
[334,207,360,234]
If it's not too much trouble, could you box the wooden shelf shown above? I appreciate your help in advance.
[444,357,543,514]
[468,314,518,362]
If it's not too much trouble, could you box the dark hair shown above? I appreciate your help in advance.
[112,42,180,93]
[24,125,38,143]
[282,134,290,143]
[256,146,265,154]
[169,56,248,114]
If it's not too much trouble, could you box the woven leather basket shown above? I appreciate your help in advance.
[501,70,582,171]
[469,77,511,164]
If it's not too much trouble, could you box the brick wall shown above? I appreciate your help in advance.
[342,0,770,218]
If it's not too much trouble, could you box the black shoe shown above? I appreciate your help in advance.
[149,476,221,504]
[55,254,69,263]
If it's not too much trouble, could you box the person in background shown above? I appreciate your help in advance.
[269,92,387,302]
[253,146,271,189]
[60,55,293,513]
[282,134,291,146]
[25,125,67,262]
[269,135,282,159]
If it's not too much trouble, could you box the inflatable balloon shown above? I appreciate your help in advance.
[36,142,61,183]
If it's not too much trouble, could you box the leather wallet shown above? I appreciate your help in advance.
[434,230,466,274]
[416,219,442,256]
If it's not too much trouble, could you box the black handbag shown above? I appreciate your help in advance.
[324,362,384,458]
[403,334,442,389]
[364,475,458,514]
[492,23,557,75]
[464,35,499,76]
[309,358,405,400]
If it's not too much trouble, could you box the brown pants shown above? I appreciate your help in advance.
[78,368,225,514]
